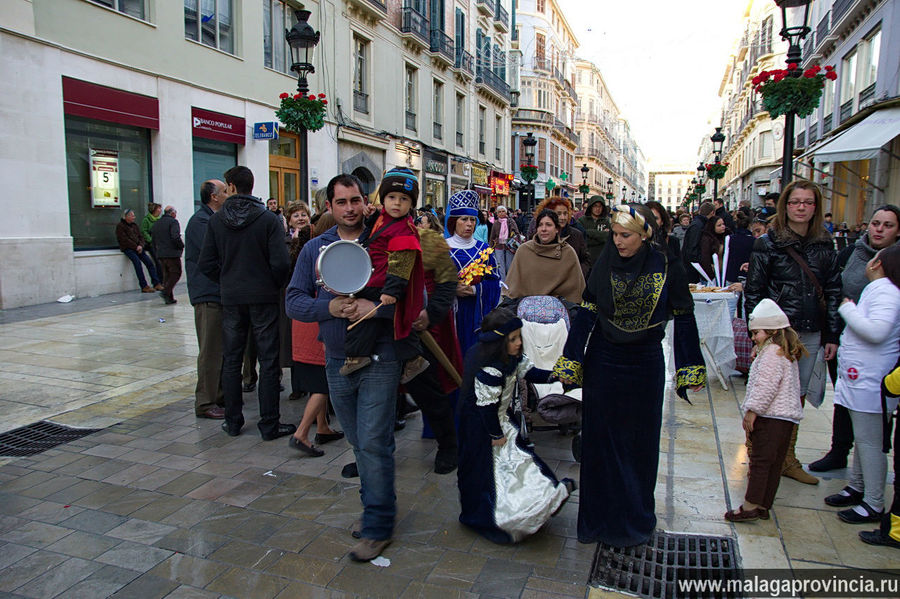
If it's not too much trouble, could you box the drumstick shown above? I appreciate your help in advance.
[346,302,382,331]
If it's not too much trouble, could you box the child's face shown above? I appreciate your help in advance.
[383,192,412,219]
[750,329,769,346]
[506,329,523,357]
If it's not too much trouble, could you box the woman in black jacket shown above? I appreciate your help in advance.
[744,180,841,485]
[699,215,729,283]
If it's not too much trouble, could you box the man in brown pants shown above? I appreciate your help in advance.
[151,205,184,304]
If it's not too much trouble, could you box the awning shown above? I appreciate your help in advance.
[813,106,900,163]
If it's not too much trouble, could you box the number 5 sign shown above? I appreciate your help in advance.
[90,149,120,208]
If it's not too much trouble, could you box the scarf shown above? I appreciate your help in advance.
[447,234,477,250]
[499,218,509,244]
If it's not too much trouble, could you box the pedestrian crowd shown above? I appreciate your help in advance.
[110,166,899,562]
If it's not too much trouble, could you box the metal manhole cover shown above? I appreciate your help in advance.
[589,530,741,598]
[0,421,103,457]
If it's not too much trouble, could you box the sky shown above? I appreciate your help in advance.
[556,0,754,169]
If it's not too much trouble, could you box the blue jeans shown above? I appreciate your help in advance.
[122,248,160,288]
[325,357,401,541]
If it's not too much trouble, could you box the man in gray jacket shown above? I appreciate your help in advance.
[185,180,227,419]
[151,205,184,304]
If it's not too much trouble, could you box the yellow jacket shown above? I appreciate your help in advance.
[885,365,900,397]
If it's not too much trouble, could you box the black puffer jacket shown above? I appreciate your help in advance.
[744,226,841,343]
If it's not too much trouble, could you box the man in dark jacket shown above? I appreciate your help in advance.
[578,196,609,268]
[682,201,715,283]
[116,209,162,293]
[714,198,735,232]
[185,180,227,419]
[151,206,184,304]
[199,166,294,441]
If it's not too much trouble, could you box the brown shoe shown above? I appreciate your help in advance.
[400,356,430,384]
[339,356,372,377]
[197,407,225,419]
[724,506,769,522]
[782,464,819,485]
[349,537,391,562]
[141,286,154,293]
[154,283,165,291]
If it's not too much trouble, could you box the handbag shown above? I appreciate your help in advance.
[806,345,827,408]
[506,235,521,253]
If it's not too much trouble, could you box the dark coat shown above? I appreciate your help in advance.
[725,228,755,283]
[744,227,841,342]
[151,213,184,258]
[715,206,735,232]
[115,220,143,252]
[681,214,707,282]
[578,214,609,268]
[184,203,220,305]
[198,194,291,306]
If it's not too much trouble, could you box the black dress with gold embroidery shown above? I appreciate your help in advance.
[553,243,705,547]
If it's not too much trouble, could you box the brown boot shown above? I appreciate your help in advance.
[782,423,819,485]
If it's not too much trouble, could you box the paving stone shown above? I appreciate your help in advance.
[60,509,128,534]
[0,471,56,493]
[204,566,290,599]
[398,582,479,599]
[185,478,245,502]
[424,550,485,590]
[523,575,588,597]
[273,581,353,599]
[61,567,137,599]
[27,452,84,473]
[380,544,446,581]
[155,472,214,496]
[108,572,179,599]
[42,479,109,505]
[102,463,162,487]
[159,584,221,599]
[470,557,533,596]
[72,483,133,509]
[17,500,84,525]
[76,459,133,482]
[246,488,304,514]
[228,511,291,544]
[100,490,165,516]
[18,475,84,501]
[0,493,41,516]
[159,500,222,528]
[0,520,73,548]
[0,549,68,592]
[0,515,25,535]
[0,542,37,570]
[298,527,355,562]
[106,518,178,545]
[82,444,134,459]
[265,552,342,586]
[45,530,122,559]
[263,518,322,553]
[96,540,173,572]
[128,496,192,522]
[327,567,412,599]
[13,556,102,599]
[207,539,284,570]
[147,553,227,588]
[153,528,228,558]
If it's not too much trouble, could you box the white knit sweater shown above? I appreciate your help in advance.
[742,341,803,423]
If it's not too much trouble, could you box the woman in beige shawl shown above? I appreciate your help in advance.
[505,209,585,304]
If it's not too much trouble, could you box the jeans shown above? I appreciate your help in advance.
[326,356,401,541]
[222,303,282,436]
[122,248,160,288]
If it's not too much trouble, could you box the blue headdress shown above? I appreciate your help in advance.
[444,189,480,237]
[611,204,652,239]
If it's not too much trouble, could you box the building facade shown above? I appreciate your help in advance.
[573,60,620,206]
[0,0,513,308]
[648,170,695,213]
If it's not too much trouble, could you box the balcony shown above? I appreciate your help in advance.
[859,82,876,108]
[532,57,551,73]
[475,0,494,17]
[823,113,833,133]
[816,12,830,46]
[430,29,454,65]
[840,99,853,123]
[552,67,566,90]
[406,110,417,132]
[476,65,511,103]
[832,0,854,23]
[513,108,554,125]
[400,6,429,48]
[494,2,509,32]
[353,90,369,114]
[803,36,815,61]
[796,131,806,149]
[434,122,442,140]
[808,122,819,144]
[553,118,579,146]
[346,0,387,21]
[563,78,578,104]
[455,48,474,78]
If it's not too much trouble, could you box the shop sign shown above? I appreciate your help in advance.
[471,164,489,186]
[425,158,447,175]
[490,176,509,196]
[450,159,469,178]
[90,149,120,208]
[192,107,245,145]
[253,122,279,140]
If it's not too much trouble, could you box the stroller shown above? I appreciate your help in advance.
[514,296,583,460]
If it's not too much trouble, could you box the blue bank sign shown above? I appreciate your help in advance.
[253,122,279,140]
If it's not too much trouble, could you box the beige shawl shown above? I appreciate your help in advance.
[504,237,586,304]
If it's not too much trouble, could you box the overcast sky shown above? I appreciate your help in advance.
[557,0,755,169]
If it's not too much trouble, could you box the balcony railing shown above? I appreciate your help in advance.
[433,122,442,140]
[816,12,830,46]
[456,131,463,147]
[347,0,387,19]
[476,65,510,101]
[406,110,417,132]
[832,0,853,23]
[400,6,429,45]
[513,108,554,125]
[563,78,578,104]
[532,57,550,72]
[430,29,454,63]
[475,0,494,16]
[552,67,566,89]
[808,122,819,144]
[796,131,806,149]
[455,48,474,76]
[553,118,579,146]
[823,113,833,133]
[859,82,876,108]
[803,36,815,60]
[494,2,509,29]
[840,99,853,123]
[353,90,368,114]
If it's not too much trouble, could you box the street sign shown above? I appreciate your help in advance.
[253,122,279,140]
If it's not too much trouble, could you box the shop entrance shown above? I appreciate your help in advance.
[269,131,301,206]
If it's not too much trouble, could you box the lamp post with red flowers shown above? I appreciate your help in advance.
[774,0,812,186]
[285,9,321,205]
[520,132,538,213]
[709,126,726,204]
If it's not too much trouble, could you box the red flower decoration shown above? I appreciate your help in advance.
[308,95,316,100]
[321,100,328,105]
[825,65,834,71]
[825,71,838,81]
[788,63,798,70]
[279,92,289,99]
[318,93,326,98]
[293,93,302,99]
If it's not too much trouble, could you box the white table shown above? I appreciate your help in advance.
[691,291,738,389]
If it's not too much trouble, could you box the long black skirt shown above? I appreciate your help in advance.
[578,337,665,547]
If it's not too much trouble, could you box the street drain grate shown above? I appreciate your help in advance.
[589,530,741,598]
[0,421,103,457]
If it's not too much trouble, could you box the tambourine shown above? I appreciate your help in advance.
[315,239,373,296]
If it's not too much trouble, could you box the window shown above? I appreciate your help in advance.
[90,0,145,19]
[185,0,234,54]
[822,76,834,115]
[455,8,465,55]
[406,65,417,132]
[760,16,773,55]
[537,0,545,13]
[353,35,369,114]
[263,1,298,73]
[478,106,486,155]
[538,137,547,171]
[858,29,880,93]
[535,33,546,64]
[839,51,857,106]
[433,80,443,140]
[456,94,465,147]
[759,131,774,158]
[494,115,502,161]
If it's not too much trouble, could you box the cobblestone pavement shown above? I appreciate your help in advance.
[0,287,896,598]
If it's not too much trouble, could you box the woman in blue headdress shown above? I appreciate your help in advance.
[445,190,501,355]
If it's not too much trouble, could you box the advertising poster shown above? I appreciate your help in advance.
[90,149,120,208]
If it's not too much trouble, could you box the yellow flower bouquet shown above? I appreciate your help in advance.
[458,247,494,286]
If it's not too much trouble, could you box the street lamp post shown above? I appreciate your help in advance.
[285,9,321,205]
[521,132,538,213]
[710,126,725,204]
[697,162,706,201]
[580,163,590,211]
[605,178,613,210]
[621,186,626,204]
[775,0,813,186]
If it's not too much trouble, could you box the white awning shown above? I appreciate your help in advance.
[813,106,900,163]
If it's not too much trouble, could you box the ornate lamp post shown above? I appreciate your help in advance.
[579,163,590,211]
[774,0,813,185]
[605,178,614,210]
[621,185,626,204]
[521,132,538,213]
[286,9,321,204]
[710,126,726,204]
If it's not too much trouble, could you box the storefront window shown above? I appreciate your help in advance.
[192,137,237,211]
[65,116,152,250]
[425,179,446,208]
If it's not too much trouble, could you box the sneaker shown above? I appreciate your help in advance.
[838,502,882,524]
[349,537,391,562]
[339,356,372,377]
[825,486,863,507]
[400,356,430,384]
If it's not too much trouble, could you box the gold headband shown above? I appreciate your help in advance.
[611,205,651,240]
